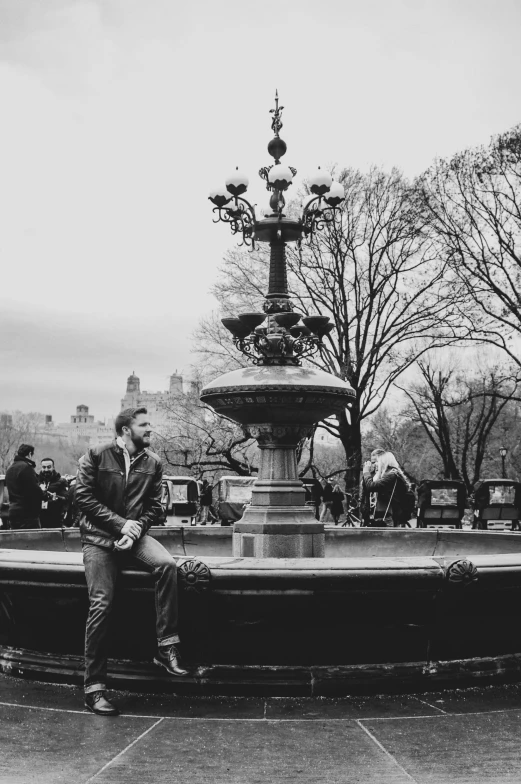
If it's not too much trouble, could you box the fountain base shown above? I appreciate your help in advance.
[233,514,324,557]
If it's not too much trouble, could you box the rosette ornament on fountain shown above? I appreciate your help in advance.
[203,93,355,558]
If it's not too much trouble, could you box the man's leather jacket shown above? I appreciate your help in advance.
[76,440,163,549]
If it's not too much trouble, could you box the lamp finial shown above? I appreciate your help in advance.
[270,90,284,137]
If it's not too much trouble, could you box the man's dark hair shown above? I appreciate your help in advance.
[41,457,55,466]
[115,407,148,436]
[17,444,35,458]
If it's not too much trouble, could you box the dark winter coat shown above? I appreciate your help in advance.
[363,469,404,520]
[37,470,68,526]
[75,440,163,549]
[64,480,81,527]
[6,456,44,519]
[200,485,213,506]
[331,489,345,518]
[322,482,334,503]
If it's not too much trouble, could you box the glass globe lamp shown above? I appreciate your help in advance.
[226,168,249,196]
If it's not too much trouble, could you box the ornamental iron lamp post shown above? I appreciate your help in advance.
[500,446,507,479]
[208,91,344,366]
[201,94,355,558]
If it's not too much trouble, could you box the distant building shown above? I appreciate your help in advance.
[315,417,342,448]
[120,371,187,432]
[55,405,115,447]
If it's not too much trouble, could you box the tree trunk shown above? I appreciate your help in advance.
[336,405,361,492]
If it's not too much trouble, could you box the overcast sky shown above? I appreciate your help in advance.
[1,0,520,423]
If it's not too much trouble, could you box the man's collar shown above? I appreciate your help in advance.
[116,436,146,460]
[116,436,127,452]
[16,456,36,468]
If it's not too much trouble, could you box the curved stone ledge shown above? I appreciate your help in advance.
[0,550,446,590]
[4,526,521,559]
[2,646,521,696]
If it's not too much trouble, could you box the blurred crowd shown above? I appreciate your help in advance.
[1,443,518,532]
[1,444,78,529]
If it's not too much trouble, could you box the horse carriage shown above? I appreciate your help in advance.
[416,479,467,529]
[161,476,200,526]
[217,476,257,526]
[472,479,521,531]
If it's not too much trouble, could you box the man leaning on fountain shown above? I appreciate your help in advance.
[75,406,188,716]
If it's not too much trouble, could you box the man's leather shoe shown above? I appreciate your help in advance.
[153,644,188,676]
[85,691,119,716]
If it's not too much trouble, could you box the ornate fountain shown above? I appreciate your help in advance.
[3,96,518,698]
[202,93,355,557]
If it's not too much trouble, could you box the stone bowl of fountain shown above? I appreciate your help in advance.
[200,306,355,557]
[1,525,521,695]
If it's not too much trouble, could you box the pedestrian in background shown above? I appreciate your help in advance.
[304,477,322,520]
[197,479,217,525]
[331,484,345,525]
[64,477,81,527]
[5,444,45,529]
[38,458,68,528]
[319,478,334,522]
[360,448,386,525]
[362,451,411,526]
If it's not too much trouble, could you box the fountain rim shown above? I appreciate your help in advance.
[201,383,355,396]
[2,528,521,695]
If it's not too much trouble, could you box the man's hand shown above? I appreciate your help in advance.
[121,520,142,540]
[114,535,134,551]
[363,460,373,474]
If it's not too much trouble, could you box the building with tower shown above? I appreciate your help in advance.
[120,371,187,432]
[71,405,94,424]
[55,405,114,447]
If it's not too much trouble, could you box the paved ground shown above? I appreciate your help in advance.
[1,675,521,783]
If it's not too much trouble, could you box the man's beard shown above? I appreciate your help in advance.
[130,433,150,451]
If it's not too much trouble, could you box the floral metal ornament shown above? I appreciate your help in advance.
[446,559,479,586]
[178,559,211,593]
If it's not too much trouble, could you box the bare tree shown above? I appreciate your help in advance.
[0,412,41,473]
[151,382,258,479]
[398,357,519,490]
[420,125,521,365]
[363,407,440,482]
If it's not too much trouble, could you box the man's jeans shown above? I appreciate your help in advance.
[82,535,180,694]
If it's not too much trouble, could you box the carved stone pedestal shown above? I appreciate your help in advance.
[232,423,325,558]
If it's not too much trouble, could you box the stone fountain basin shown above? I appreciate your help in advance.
[1,527,521,696]
[200,364,354,425]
